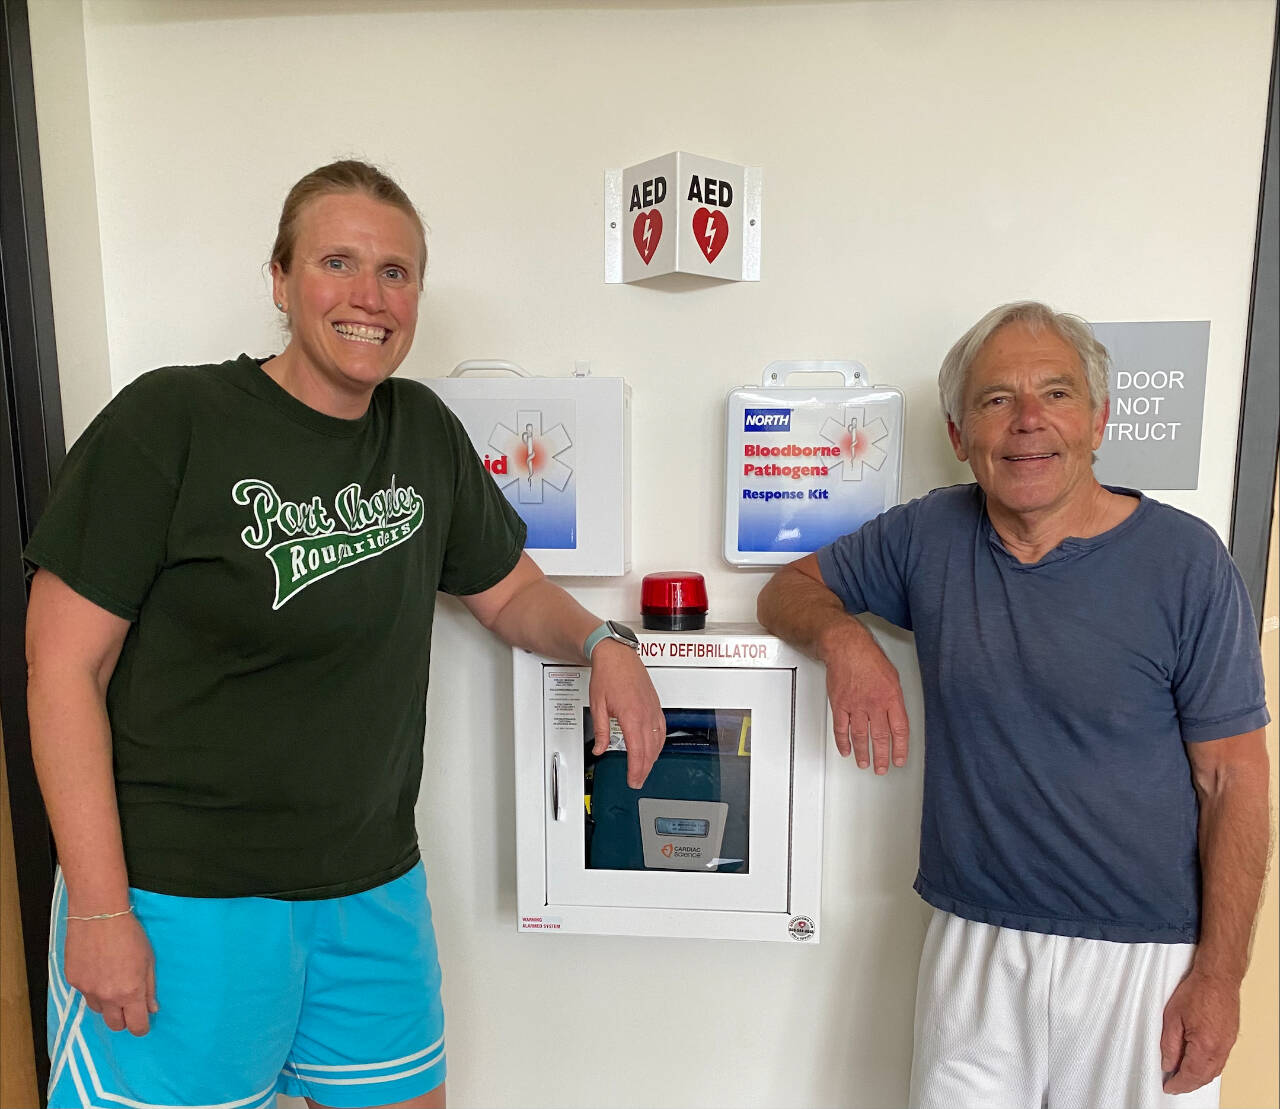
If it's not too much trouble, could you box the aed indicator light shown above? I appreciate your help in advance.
[641,571,708,631]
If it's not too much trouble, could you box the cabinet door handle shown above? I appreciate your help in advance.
[551,752,566,822]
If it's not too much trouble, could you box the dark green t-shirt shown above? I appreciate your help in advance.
[25,355,526,898]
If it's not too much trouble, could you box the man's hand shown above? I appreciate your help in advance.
[817,621,909,772]
[757,554,909,773]
[588,640,666,788]
[1160,969,1240,1094]
[64,913,158,1036]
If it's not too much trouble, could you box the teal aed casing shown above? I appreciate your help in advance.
[584,708,751,873]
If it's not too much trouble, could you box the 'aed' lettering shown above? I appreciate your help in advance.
[687,176,733,207]
[629,177,668,211]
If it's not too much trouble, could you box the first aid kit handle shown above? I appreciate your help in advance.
[451,359,532,378]
[551,752,566,821]
[761,360,868,388]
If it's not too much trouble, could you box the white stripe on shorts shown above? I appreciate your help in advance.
[285,1040,445,1087]
[910,909,1221,1109]
[287,1032,445,1073]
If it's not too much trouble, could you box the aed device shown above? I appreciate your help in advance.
[638,799,729,870]
[724,362,904,566]
[420,361,630,576]
[513,624,827,942]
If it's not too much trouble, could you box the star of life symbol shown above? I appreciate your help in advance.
[819,405,890,481]
[487,409,573,503]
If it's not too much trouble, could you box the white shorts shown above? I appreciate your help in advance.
[910,909,1220,1109]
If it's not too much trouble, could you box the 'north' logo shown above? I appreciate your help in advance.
[744,408,791,432]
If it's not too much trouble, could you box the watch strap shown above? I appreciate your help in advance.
[583,620,637,659]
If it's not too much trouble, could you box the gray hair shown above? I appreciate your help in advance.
[937,301,1110,425]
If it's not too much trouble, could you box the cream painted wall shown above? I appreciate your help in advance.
[27,0,112,442]
[27,1,1276,1106]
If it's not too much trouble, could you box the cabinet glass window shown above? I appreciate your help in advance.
[582,707,751,873]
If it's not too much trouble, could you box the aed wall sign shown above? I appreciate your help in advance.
[604,151,762,283]
[1091,321,1209,491]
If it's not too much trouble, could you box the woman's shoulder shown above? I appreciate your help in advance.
[383,374,448,408]
[108,356,254,421]
[381,375,468,433]
[67,357,255,470]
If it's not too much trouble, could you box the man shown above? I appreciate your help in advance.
[757,301,1270,1109]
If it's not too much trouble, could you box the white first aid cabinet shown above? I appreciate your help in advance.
[513,624,827,942]
[420,362,630,576]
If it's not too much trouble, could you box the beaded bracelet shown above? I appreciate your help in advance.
[66,906,134,922]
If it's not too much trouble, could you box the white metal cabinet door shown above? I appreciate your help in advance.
[543,665,793,912]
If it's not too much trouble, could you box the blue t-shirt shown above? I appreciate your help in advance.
[817,484,1268,943]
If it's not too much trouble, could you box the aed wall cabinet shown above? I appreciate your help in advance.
[420,362,631,576]
[513,625,827,942]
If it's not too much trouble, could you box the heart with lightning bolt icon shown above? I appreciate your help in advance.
[819,406,890,481]
[693,207,729,263]
[632,210,662,265]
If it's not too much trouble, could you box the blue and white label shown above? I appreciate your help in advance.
[743,408,791,432]
[430,396,578,550]
[726,389,904,565]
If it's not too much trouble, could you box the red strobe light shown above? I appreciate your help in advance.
[641,571,708,631]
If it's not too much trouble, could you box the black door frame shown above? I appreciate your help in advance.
[1231,12,1280,630]
[2,0,62,1098]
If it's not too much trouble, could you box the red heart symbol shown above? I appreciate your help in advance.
[693,207,729,263]
[632,210,662,265]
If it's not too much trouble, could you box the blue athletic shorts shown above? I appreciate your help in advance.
[47,862,446,1108]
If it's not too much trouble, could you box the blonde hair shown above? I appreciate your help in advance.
[270,160,427,284]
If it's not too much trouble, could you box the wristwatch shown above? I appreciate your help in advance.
[583,619,640,660]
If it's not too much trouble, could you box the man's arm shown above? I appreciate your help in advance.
[1161,728,1271,1094]
[460,553,665,788]
[26,569,158,1036]
[757,554,909,772]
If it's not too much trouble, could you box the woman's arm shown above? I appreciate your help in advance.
[26,568,158,1036]
[460,553,665,788]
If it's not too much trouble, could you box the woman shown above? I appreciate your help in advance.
[25,160,664,1109]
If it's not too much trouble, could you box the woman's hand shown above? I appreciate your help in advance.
[64,914,158,1036]
[588,639,666,788]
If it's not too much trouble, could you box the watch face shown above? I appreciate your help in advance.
[606,620,640,649]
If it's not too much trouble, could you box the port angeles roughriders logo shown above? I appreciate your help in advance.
[233,475,424,609]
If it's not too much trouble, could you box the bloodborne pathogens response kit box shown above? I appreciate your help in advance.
[724,362,904,566]
[421,362,631,577]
